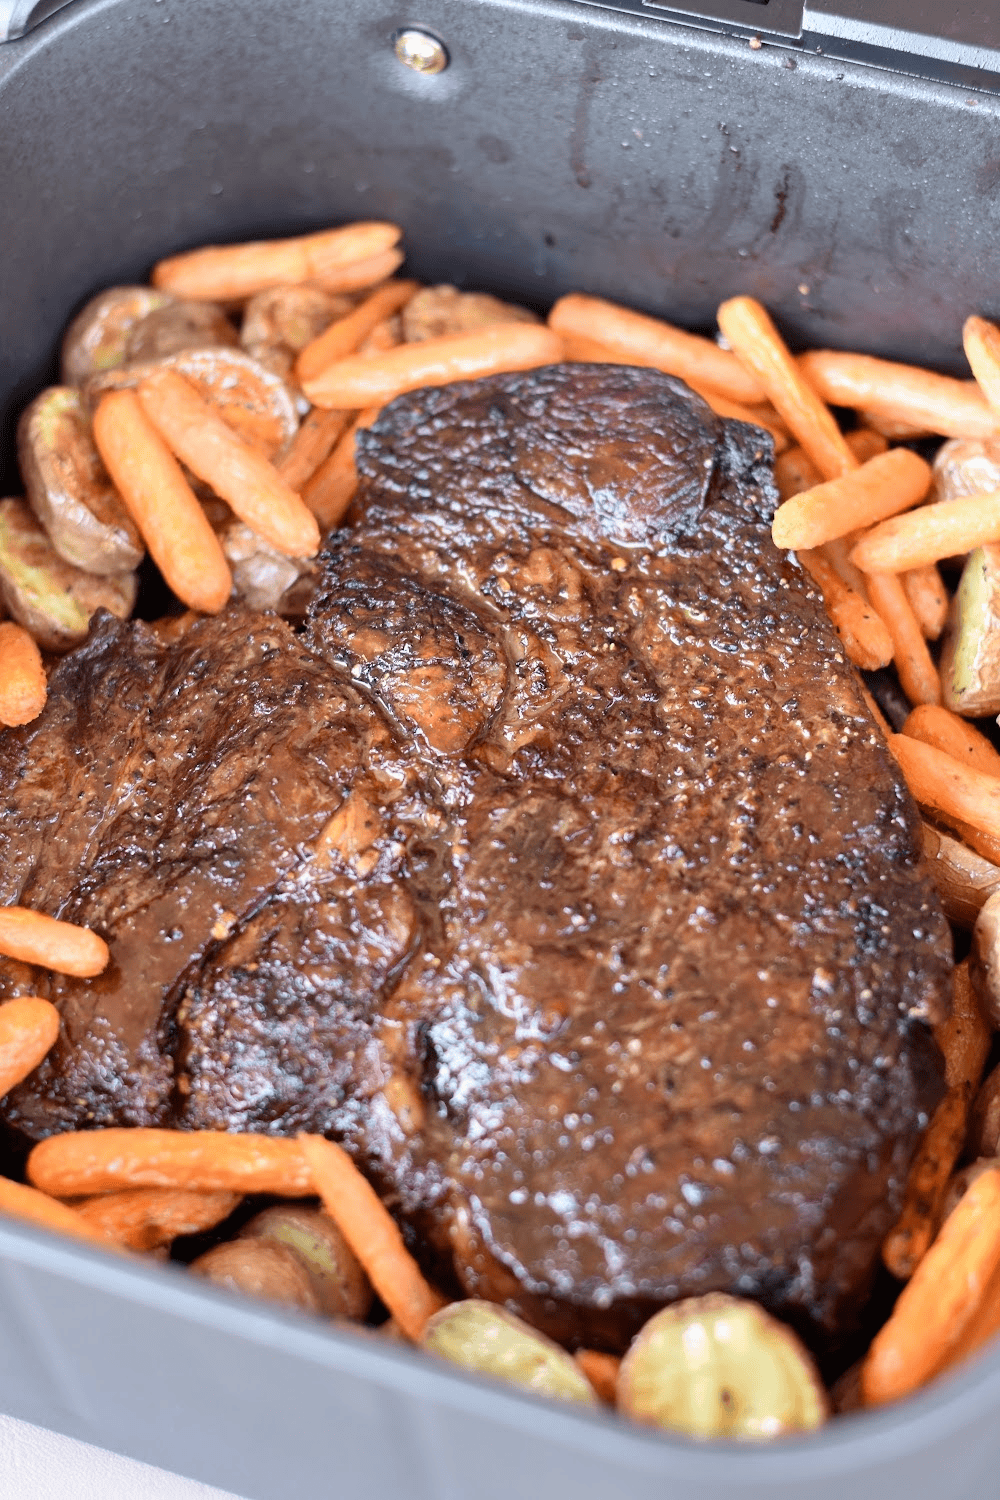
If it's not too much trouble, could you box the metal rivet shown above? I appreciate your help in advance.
[394,29,448,75]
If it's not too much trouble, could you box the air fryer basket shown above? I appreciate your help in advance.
[2,1,1000,1496]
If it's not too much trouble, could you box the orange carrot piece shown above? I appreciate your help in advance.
[889,734,1000,843]
[93,390,232,613]
[549,293,767,404]
[137,369,320,559]
[800,350,1000,441]
[152,222,402,302]
[301,324,564,410]
[935,959,992,1093]
[882,1089,971,1281]
[275,406,354,492]
[0,908,108,978]
[296,280,420,384]
[796,549,892,670]
[851,491,1000,574]
[846,428,889,464]
[902,704,1000,780]
[28,1129,313,1198]
[963,315,1000,413]
[302,405,380,530]
[716,297,857,481]
[859,408,933,442]
[0,622,47,726]
[772,448,932,551]
[862,1166,1000,1404]
[902,564,949,641]
[686,386,790,451]
[865,573,940,705]
[298,1134,447,1341]
[312,246,406,296]
[575,1349,621,1405]
[75,1187,242,1252]
[0,996,60,1097]
[0,1176,122,1252]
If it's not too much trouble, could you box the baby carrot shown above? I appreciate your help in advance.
[862,1166,1000,1404]
[847,428,889,464]
[275,406,353,492]
[137,369,320,558]
[549,293,767,405]
[0,621,47,726]
[865,573,941,705]
[771,447,932,551]
[0,996,60,1097]
[302,406,380,529]
[800,350,1000,440]
[851,491,1000,574]
[296,279,420,384]
[902,564,949,641]
[0,908,108,977]
[902,705,1000,780]
[300,324,564,409]
[299,1134,447,1341]
[0,1176,122,1253]
[92,390,232,613]
[313,246,405,295]
[28,1129,313,1198]
[889,734,1000,843]
[152,222,402,301]
[75,1187,242,1253]
[575,1350,621,1405]
[963,315,1000,413]
[796,549,892,670]
[716,297,857,481]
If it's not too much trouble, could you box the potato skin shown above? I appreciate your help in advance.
[240,1205,372,1320]
[191,1239,322,1314]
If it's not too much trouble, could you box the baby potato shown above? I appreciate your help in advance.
[617,1294,827,1440]
[218,518,316,614]
[191,1239,321,1315]
[420,1300,596,1406]
[61,286,174,386]
[0,498,137,652]
[241,283,355,383]
[401,285,538,344]
[17,387,144,576]
[124,299,239,364]
[239,1204,372,1321]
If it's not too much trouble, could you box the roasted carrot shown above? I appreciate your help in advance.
[0,996,60,1097]
[902,564,949,641]
[296,280,420,383]
[771,448,932,551]
[92,390,233,613]
[300,324,564,410]
[936,959,992,1092]
[800,350,1000,441]
[549,294,767,404]
[575,1349,621,1405]
[858,408,933,442]
[902,705,1000,779]
[851,491,1000,574]
[716,297,857,481]
[298,1134,447,1341]
[0,1176,121,1252]
[862,1166,1000,1404]
[75,1187,242,1252]
[796,549,892,670]
[137,369,320,558]
[302,406,380,529]
[27,1129,313,1198]
[0,621,47,726]
[865,574,941,705]
[889,734,1000,844]
[313,246,405,295]
[687,387,790,450]
[152,222,402,301]
[963,315,1000,413]
[275,406,353,492]
[846,428,889,464]
[0,908,108,977]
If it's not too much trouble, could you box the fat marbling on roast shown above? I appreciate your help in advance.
[0,365,951,1352]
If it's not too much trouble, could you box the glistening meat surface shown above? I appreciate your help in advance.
[0,365,951,1351]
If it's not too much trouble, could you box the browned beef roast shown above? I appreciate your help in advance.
[0,365,951,1352]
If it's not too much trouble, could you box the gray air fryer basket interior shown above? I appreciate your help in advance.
[2,1,1000,1497]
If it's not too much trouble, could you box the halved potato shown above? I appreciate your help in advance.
[219,517,315,613]
[617,1294,827,1440]
[0,498,137,651]
[124,299,238,363]
[61,286,174,386]
[932,436,1000,503]
[402,285,538,343]
[940,545,1000,716]
[420,1300,596,1405]
[17,387,144,575]
[241,283,355,382]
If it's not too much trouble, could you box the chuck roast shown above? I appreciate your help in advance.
[0,365,951,1352]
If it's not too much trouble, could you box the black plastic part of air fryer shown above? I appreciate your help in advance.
[2,2,1000,1497]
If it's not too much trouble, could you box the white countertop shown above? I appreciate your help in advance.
[0,1414,245,1500]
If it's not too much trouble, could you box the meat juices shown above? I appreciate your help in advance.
[0,366,951,1351]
